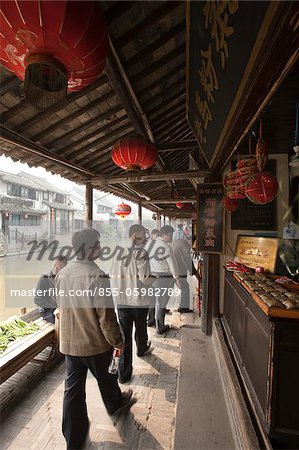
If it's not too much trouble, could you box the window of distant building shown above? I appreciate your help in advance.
[97,205,111,213]
[7,183,21,197]
[10,214,21,225]
[43,191,49,201]
[55,193,65,204]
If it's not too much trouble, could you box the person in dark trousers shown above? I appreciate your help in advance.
[110,224,154,383]
[145,225,180,334]
[55,229,135,450]
[34,255,67,323]
[171,238,199,312]
[146,228,160,326]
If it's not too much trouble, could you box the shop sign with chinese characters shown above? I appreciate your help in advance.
[234,235,279,273]
[186,1,269,167]
[198,183,224,253]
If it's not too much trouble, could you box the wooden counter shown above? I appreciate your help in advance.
[222,270,299,448]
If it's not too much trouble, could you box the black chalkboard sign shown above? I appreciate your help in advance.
[198,183,224,253]
[231,159,277,230]
[186,1,269,167]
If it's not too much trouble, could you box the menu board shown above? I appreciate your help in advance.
[198,183,224,253]
[231,159,277,230]
[234,235,279,273]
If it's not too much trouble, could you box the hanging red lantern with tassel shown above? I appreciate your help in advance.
[245,172,279,204]
[221,195,238,212]
[176,202,184,209]
[0,0,108,109]
[111,134,158,171]
[114,203,131,219]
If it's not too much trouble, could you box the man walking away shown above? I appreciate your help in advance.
[173,224,185,240]
[171,238,199,313]
[145,225,180,334]
[34,255,67,323]
[110,224,154,383]
[146,229,160,326]
[55,228,135,450]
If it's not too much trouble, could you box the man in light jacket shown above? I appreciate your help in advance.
[145,225,180,334]
[55,228,134,450]
[110,224,154,383]
[171,238,198,312]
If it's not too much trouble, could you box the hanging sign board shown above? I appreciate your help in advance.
[197,183,224,254]
[186,1,269,167]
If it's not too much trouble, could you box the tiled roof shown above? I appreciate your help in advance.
[42,201,77,211]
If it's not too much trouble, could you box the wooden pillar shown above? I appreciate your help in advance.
[85,182,93,228]
[138,202,142,224]
[163,214,166,226]
[201,254,220,335]
[156,213,161,230]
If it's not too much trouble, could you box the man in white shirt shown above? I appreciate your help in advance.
[110,224,154,383]
[171,238,198,312]
[145,225,180,334]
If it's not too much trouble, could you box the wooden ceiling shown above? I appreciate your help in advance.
[0,0,207,215]
[0,1,298,215]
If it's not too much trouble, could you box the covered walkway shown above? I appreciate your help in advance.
[1,313,235,450]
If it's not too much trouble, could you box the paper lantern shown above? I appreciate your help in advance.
[114,203,131,219]
[226,187,246,199]
[221,195,238,212]
[245,172,278,204]
[0,0,108,108]
[111,134,158,171]
[176,203,184,209]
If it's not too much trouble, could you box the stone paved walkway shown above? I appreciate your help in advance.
[1,315,183,450]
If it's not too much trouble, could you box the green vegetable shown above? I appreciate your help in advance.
[0,316,40,354]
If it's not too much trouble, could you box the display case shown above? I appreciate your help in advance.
[222,270,299,448]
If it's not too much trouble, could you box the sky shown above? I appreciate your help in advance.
[0,154,147,213]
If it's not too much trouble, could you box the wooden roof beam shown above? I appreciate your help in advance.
[45,105,124,149]
[90,170,209,185]
[156,119,189,142]
[153,108,185,133]
[142,76,185,110]
[137,62,185,97]
[0,125,96,179]
[165,125,194,143]
[143,198,196,205]
[151,102,186,127]
[4,75,107,129]
[131,43,185,85]
[104,2,136,24]
[31,90,115,142]
[148,89,185,117]
[157,140,198,150]
[114,2,181,50]
[0,75,20,96]
[125,20,185,69]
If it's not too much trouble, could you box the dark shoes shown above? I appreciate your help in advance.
[110,389,136,416]
[157,325,170,335]
[178,308,194,313]
[118,374,132,384]
[147,320,155,327]
[137,342,154,357]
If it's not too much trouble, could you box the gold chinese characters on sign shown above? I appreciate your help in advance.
[194,1,239,147]
[234,236,279,273]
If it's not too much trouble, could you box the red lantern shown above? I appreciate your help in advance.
[111,134,158,171]
[0,1,108,109]
[176,203,184,209]
[115,203,131,219]
[221,195,238,212]
[245,172,279,204]
[226,187,246,199]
